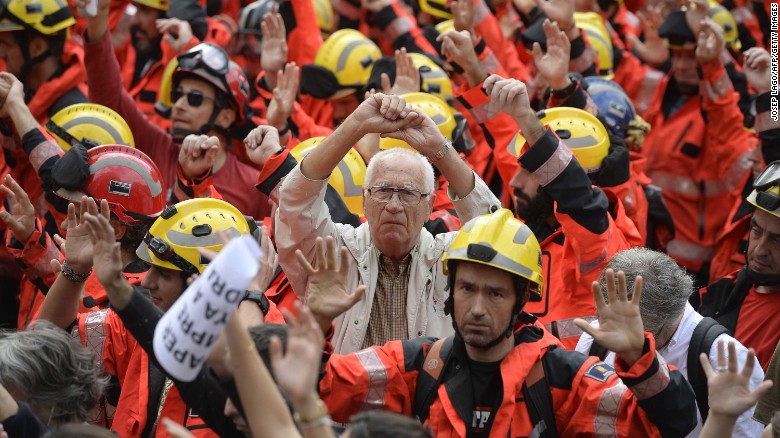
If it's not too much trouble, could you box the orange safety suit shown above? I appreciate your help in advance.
[642,58,757,276]
[321,325,698,436]
[459,82,638,348]
[710,92,780,282]
[74,287,285,437]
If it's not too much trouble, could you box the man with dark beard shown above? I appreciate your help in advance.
[640,4,757,290]
[116,0,198,129]
[488,75,638,349]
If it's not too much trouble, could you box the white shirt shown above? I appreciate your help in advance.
[575,303,765,438]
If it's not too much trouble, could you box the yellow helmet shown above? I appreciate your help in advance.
[408,53,454,105]
[291,137,366,216]
[136,198,251,274]
[434,19,455,35]
[310,29,381,99]
[381,92,474,153]
[133,0,169,12]
[508,107,609,173]
[420,0,451,20]
[313,0,335,38]
[748,161,780,218]
[574,13,614,79]
[154,56,178,119]
[46,104,135,151]
[0,0,75,34]
[708,1,741,52]
[442,208,543,299]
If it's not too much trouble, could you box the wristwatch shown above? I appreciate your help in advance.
[241,290,270,315]
[428,139,453,164]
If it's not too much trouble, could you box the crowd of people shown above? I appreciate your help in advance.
[0,0,776,435]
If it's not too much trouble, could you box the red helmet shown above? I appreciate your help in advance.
[173,42,251,123]
[55,145,166,222]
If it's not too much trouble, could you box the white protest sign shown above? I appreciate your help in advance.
[153,234,262,382]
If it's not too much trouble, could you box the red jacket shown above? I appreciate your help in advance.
[85,30,270,219]
[642,59,757,273]
[321,327,697,436]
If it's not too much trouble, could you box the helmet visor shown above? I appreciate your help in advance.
[754,161,780,191]
[178,43,230,77]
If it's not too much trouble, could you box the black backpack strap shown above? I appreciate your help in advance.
[413,337,454,423]
[588,341,609,360]
[522,351,558,438]
[687,317,730,421]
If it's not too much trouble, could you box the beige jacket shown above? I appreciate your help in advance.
[275,164,501,354]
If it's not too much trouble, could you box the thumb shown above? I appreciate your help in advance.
[531,42,543,62]
[381,73,392,93]
[347,285,366,308]
[50,258,62,273]
[268,335,283,366]
[572,318,597,338]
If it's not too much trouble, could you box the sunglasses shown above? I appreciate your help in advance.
[171,89,215,107]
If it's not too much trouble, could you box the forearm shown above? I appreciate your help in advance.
[6,99,40,138]
[0,383,18,422]
[434,146,475,198]
[699,413,737,438]
[299,117,363,180]
[85,8,110,43]
[36,273,84,330]
[225,316,301,437]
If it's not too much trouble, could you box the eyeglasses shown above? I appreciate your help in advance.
[171,89,214,107]
[367,186,429,206]
[143,233,200,274]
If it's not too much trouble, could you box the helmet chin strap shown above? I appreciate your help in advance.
[746,263,780,286]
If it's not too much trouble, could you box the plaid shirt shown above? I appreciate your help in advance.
[361,253,412,349]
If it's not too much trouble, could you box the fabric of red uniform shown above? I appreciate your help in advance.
[84,30,270,219]
[733,287,780,368]
[321,326,697,436]
[642,59,756,274]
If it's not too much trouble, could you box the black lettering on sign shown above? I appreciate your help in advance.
[163,326,177,351]
[209,270,227,297]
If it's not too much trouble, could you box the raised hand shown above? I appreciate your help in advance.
[701,341,774,419]
[248,226,278,292]
[295,236,365,332]
[483,74,545,143]
[531,19,572,90]
[436,30,486,87]
[351,93,420,135]
[696,19,725,65]
[0,174,35,243]
[261,8,289,89]
[270,302,326,407]
[389,48,420,95]
[156,18,194,53]
[380,110,446,157]
[627,6,669,67]
[55,197,110,275]
[684,0,709,37]
[243,125,283,167]
[743,47,770,94]
[178,134,220,179]
[574,269,645,366]
[0,72,24,119]
[452,0,476,34]
[82,209,132,306]
[73,0,111,41]
[266,62,300,131]
[535,0,575,37]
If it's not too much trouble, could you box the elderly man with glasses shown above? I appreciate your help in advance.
[274,93,501,354]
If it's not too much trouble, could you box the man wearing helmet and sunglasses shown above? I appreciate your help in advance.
[700,161,780,370]
[307,211,697,436]
[79,0,268,219]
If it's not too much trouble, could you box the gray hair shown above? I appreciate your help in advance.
[0,321,107,425]
[365,148,435,194]
[599,248,693,336]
